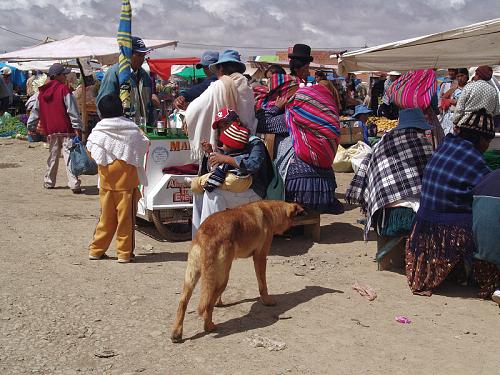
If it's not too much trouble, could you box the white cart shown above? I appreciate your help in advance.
[136,133,196,241]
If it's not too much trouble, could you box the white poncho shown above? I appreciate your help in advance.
[185,73,257,160]
[86,117,150,185]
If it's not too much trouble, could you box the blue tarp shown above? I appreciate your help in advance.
[0,63,27,93]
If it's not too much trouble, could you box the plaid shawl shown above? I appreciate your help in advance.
[345,128,433,239]
[285,84,340,168]
[254,73,299,111]
[420,134,491,214]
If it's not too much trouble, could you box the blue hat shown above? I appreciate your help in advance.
[396,108,432,131]
[209,50,246,73]
[196,51,219,69]
[132,36,150,53]
[352,105,372,118]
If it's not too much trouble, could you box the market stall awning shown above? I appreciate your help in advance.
[0,35,178,65]
[171,66,206,80]
[338,18,500,74]
[147,58,200,80]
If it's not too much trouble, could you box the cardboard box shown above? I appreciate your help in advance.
[339,120,363,145]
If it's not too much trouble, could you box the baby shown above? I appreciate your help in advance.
[192,108,252,193]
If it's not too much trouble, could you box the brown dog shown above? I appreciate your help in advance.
[171,200,304,342]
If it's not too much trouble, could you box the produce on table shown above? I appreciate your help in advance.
[367,116,398,132]
[0,116,28,138]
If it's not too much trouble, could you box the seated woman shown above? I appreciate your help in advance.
[345,109,434,268]
[191,108,272,236]
[472,170,500,303]
[406,109,495,297]
[285,80,344,214]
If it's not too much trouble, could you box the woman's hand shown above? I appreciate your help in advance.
[275,96,287,110]
[208,153,238,169]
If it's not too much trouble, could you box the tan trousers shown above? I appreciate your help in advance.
[89,188,140,261]
[44,134,80,190]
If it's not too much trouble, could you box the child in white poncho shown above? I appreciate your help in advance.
[86,94,149,263]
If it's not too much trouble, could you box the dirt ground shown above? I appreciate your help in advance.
[1,139,499,375]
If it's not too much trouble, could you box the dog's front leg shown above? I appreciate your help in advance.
[253,250,276,306]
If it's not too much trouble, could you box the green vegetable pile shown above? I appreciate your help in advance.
[484,150,500,170]
[0,116,27,138]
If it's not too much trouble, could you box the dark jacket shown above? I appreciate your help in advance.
[240,136,273,198]
[96,63,154,125]
[181,75,217,102]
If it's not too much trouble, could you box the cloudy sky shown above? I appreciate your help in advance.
[0,0,498,58]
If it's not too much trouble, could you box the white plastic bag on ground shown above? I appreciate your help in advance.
[333,144,353,172]
[349,141,372,173]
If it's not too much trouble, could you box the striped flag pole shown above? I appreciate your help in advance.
[118,0,132,117]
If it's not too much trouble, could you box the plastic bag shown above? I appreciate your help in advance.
[349,141,372,173]
[332,144,353,172]
[68,138,98,176]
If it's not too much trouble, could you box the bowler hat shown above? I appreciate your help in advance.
[288,44,314,63]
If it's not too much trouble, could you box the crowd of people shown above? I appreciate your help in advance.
[4,37,499,304]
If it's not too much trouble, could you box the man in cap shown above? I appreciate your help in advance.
[173,51,219,110]
[27,63,83,193]
[0,67,14,105]
[97,36,154,126]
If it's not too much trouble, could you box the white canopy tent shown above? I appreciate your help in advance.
[0,35,177,139]
[0,35,177,65]
[337,18,500,75]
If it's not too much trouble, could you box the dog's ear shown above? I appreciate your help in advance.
[287,203,305,218]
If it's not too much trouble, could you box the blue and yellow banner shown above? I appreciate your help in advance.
[118,0,132,115]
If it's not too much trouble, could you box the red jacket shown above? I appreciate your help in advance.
[38,80,73,135]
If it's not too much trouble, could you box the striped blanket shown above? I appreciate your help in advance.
[285,84,340,168]
[383,69,437,110]
[254,73,299,111]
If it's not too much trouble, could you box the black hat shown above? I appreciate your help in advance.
[288,44,314,63]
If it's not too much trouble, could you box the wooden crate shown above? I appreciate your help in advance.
[339,120,363,145]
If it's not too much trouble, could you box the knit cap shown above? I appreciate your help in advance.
[219,123,249,150]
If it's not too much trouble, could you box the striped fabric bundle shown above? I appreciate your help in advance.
[254,73,299,110]
[286,84,341,168]
[117,0,132,115]
[383,69,438,110]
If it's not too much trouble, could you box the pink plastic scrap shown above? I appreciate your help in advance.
[395,316,412,324]
[352,282,377,301]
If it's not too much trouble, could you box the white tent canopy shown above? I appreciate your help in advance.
[338,18,500,75]
[0,35,177,65]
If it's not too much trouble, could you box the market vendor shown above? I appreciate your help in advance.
[96,36,154,126]
[173,51,219,110]
[352,105,372,144]
[1,67,14,105]
[346,108,433,269]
